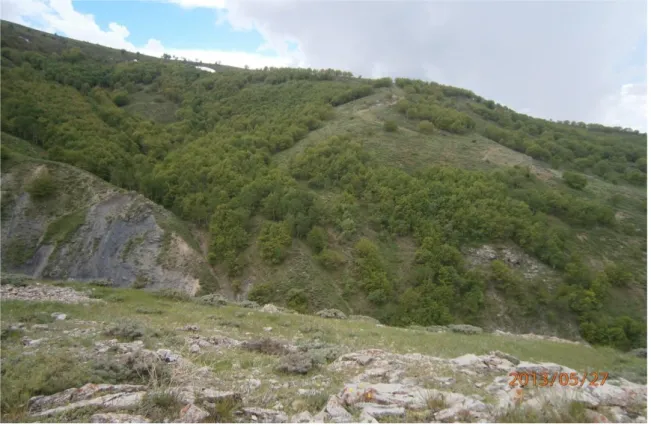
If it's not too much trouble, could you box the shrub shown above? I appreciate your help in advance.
[112,91,130,107]
[563,171,588,190]
[104,321,145,341]
[315,249,346,270]
[418,120,434,134]
[384,120,398,132]
[154,288,191,301]
[247,282,275,305]
[26,169,56,199]
[286,288,309,313]
[306,226,328,253]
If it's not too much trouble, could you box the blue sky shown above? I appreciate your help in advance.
[1,0,647,131]
[72,0,263,52]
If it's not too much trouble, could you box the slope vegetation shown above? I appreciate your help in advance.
[0,21,646,351]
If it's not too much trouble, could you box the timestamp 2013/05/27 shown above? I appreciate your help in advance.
[508,371,609,388]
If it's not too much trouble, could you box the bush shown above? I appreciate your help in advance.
[418,120,434,134]
[112,91,130,107]
[247,282,275,305]
[197,293,229,306]
[26,169,56,199]
[603,263,633,288]
[104,321,145,341]
[286,288,309,313]
[384,120,398,132]
[315,249,346,270]
[257,221,293,265]
[306,226,328,253]
[153,288,191,301]
[563,171,588,190]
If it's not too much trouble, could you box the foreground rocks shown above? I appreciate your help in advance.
[24,345,646,423]
[0,283,98,304]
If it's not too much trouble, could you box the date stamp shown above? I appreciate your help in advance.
[509,371,609,388]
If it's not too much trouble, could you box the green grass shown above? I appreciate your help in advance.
[42,209,88,245]
[122,91,179,124]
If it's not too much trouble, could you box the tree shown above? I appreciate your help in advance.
[307,226,328,253]
[258,221,293,264]
[418,120,434,134]
[563,171,588,190]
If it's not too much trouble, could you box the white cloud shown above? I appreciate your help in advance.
[167,0,226,9]
[211,0,647,131]
[599,83,647,132]
[1,0,291,70]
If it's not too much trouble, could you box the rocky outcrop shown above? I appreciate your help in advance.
[1,161,216,295]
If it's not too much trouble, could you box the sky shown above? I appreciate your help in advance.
[1,0,648,132]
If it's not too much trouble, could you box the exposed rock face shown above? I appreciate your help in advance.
[1,161,215,295]
[90,413,151,423]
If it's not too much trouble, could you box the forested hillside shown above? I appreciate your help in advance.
[0,21,647,351]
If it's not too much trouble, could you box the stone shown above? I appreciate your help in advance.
[29,392,146,418]
[28,384,147,414]
[189,344,201,353]
[246,379,262,389]
[199,389,242,404]
[91,413,150,423]
[324,396,352,422]
[359,411,379,423]
[156,349,180,363]
[263,327,273,332]
[448,324,483,335]
[260,304,280,313]
[290,411,314,423]
[491,350,520,365]
[584,409,610,423]
[277,353,314,375]
[340,352,375,366]
[358,403,405,418]
[316,309,347,320]
[177,404,210,423]
[51,312,67,321]
[243,407,289,423]
[182,325,200,332]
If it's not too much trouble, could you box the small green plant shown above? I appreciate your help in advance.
[418,120,434,134]
[154,288,191,301]
[138,391,184,422]
[26,169,56,199]
[104,321,145,341]
[315,249,346,270]
[384,120,398,132]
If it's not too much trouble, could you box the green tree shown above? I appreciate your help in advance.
[562,171,588,190]
[257,221,293,264]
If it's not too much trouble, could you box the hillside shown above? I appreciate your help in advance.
[0,19,647,355]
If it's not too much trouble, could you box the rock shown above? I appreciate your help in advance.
[450,354,482,367]
[290,411,314,423]
[198,293,228,306]
[156,349,180,363]
[32,324,49,330]
[28,383,147,414]
[29,391,146,417]
[584,409,610,423]
[21,337,45,346]
[608,406,632,423]
[316,309,347,320]
[189,344,201,353]
[491,350,520,365]
[448,324,483,335]
[425,325,449,333]
[177,404,210,423]
[629,348,646,359]
[263,327,273,332]
[277,353,314,375]
[358,403,405,418]
[0,284,98,304]
[199,389,242,404]
[243,407,289,423]
[340,383,430,409]
[91,413,151,423]
[236,300,260,309]
[340,352,375,366]
[359,411,379,423]
[260,304,280,313]
[51,312,67,321]
[323,396,353,422]
[246,379,262,389]
[182,325,200,332]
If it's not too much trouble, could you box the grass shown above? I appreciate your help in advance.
[0,279,646,422]
[42,209,88,245]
